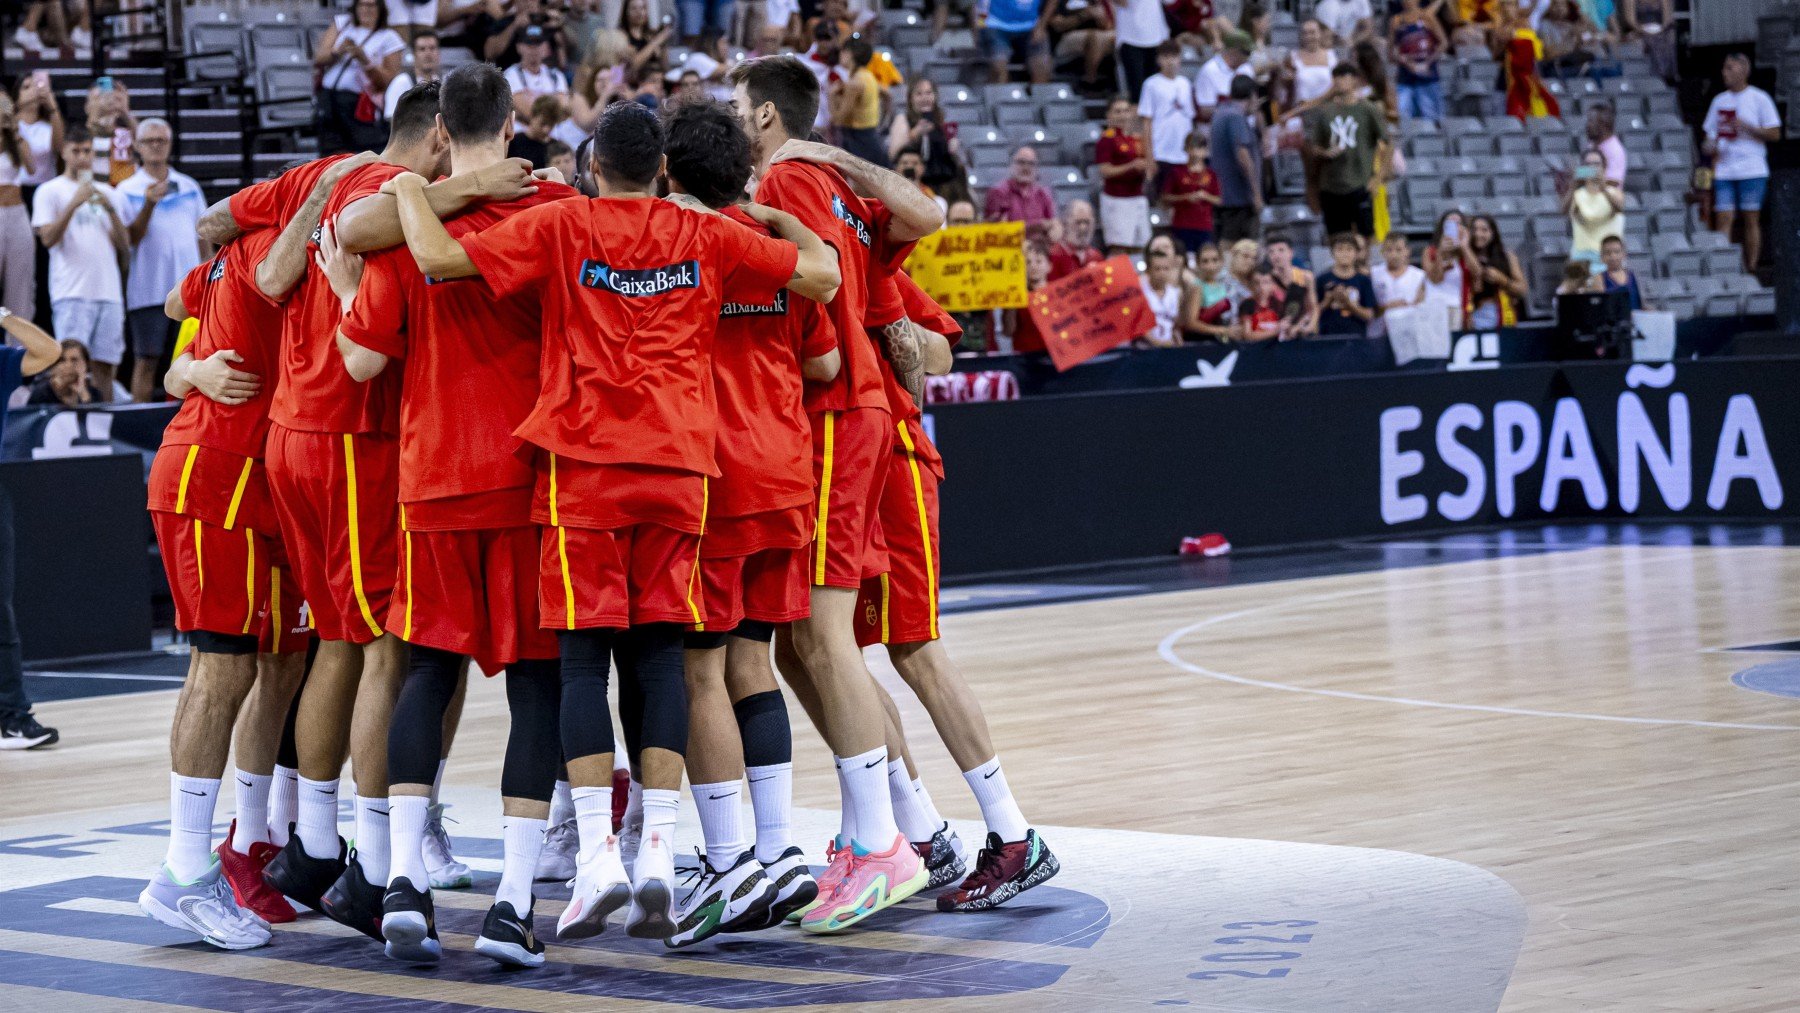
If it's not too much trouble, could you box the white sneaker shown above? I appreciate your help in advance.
[625,830,676,939]
[68,26,91,51]
[535,818,578,882]
[423,803,473,889]
[761,845,821,927]
[139,860,272,950]
[667,849,775,948]
[618,816,642,872]
[555,835,631,940]
[12,27,44,54]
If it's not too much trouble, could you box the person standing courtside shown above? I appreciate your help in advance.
[0,304,62,749]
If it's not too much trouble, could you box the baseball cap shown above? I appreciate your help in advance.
[1222,30,1254,53]
[520,24,549,45]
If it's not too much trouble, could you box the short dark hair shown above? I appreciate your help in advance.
[389,80,442,147]
[844,36,874,68]
[547,139,573,160]
[728,56,819,140]
[1601,234,1625,248]
[1329,232,1359,249]
[1331,63,1359,79]
[664,100,753,209]
[439,64,511,145]
[1228,75,1256,101]
[591,101,664,189]
[1264,232,1291,249]
[63,124,92,146]
[1156,39,1182,59]
[411,28,438,46]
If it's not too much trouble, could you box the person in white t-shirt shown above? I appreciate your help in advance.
[116,119,206,402]
[29,127,128,401]
[386,0,442,41]
[1702,53,1782,271]
[1137,40,1196,196]
[505,24,572,127]
[1195,30,1254,121]
[1112,0,1170,107]
[313,0,407,153]
[386,29,444,118]
[1370,233,1425,339]
[1312,0,1371,45]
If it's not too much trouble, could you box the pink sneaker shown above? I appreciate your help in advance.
[786,835,852,924]
[800,833,928,934]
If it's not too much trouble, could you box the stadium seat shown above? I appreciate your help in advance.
[257,65,314,131]
[1703,293,1744,317]
[185,24,244,80]
[994,105,1040,126]
[1746,290,1777,315]
[1702,249,1742,276]
[984,83,1031,106]
[1650,234,1700,278]
[1042,103,1084,124]
[969,144,1012,167]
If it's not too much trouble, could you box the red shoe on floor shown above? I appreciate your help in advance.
[611,766,631,833]
[217,821,298,924]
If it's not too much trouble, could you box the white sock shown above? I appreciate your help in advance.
[614,750,630,774]
[548,779,574,826]
[692,780,745,870]
[640,787,680,855]
[837,747,898,849]
[297,776,340,859]
[270,765,299,847]
[913,776,947,830]
[963,757,1030,843]
[387,794,430,889]
[624,777,644,827]
[496,816,546,913]
[353,796,390,883]
[166,773,220,883]
[231,770,272,853]
[745,762,792,863]
[888,760,936,845]
[430,758,448,805]
[834,759,854,841]
[572,785,613,854]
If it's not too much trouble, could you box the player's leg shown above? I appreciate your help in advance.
[727,626,816,924]
[380,642,460,963]
[614,621,688,939]
[870,677,966,888]
[269,653,308,848]
[553,621,633,940]
[474,656,561,968]
[217,647,306,924]
[421,660,473,890]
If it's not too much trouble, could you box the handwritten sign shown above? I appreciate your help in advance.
[904,222,1029,312]
[1028,256,1153,371]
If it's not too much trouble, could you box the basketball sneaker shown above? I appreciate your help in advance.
[556,835,632,940]
[380,877,441,963]
[536,818,579,882]
[475,899,545,968]
[757,846,819,929]
[800,833,928,935]
[914,824,967,889]
[612,766,630,832]
[936,829,1060,912]
[262,835,346,913]
[139,859,271,950]
[320,850,386,941]
[667,850,774,948]
[625,830,677,939]
[423,803,473,889]
[0,712,57,750]
[784,836,849,923]
[215,823,296,923]
[618,813,643,872]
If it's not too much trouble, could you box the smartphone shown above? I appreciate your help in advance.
[96,76,114,92]
[32,70,51,91]
[943,122,958,141]
[1444,219,1460,243]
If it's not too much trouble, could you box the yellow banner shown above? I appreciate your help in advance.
[903,222,1029,312]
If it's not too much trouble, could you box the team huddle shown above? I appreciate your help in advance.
[138,55,1057,966]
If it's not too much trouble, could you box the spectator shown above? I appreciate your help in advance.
[829,37,888,166]
[1183,242,1237,339]
[1138,234,1188,347]
[612,0,674,81]
[1004,241,1053,353]
[1625,0,1674,84]
[1353,39,1401,126]
[1195,29,1254,120]
[14,74,63,197]
[1392,0,1447,122]
[25,338,102,406]
[0,302,63,750]
[1138,41,1195,195]
[1370,234,1425,338]
[1163,132,1220,256]
[1047,0,1116,97]
[1048,198,1104,279]
[1113,0,1170,105]
[1095,97,1154,254]
[888,80,965,192]
[506,24,572,125]
[803,0,864,44]
[1308,64,1386,239]
[1586,100,1626,184]
[564,0,615,66]
[1464,213,1528,327]
[1235,3,1280,81]
[984,145,1057,241]
[1286,19,1336,115]
[947,199,978,227]
[1264,233,1317,335]
[1314,0,1373,45]
[1555,258,1595,295]
[676,0,731,47]
[1210,75,1262,245]
[894,149,949,217]
[315,0,407,154]
[1599,235,1648,310]
[386,29,445,117]
[387,0,442,42]
[1498,1,1561,120]
[1315,233,1378,337]
[980,0,1054,84]
[547,138,576,180]
[1537,0,1595,80]
[117,119,205,403]
[30,127,127,400]
[486,0,571,68]
[1238,260,1303,341]
[800,22,845,132]
[1565,148,1625,266]
[1704,52,1780,272]
[1423,209,1466,329]
[508,94,565,166]
[0,97,37,324]
[1226,236,1259,299]
[83,80,137,186]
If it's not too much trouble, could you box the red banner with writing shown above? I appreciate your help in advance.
[1028,256,1153,371]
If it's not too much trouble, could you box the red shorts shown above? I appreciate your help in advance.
[152,511,269,639]
[856,431,942,647]
[262,533,312,655]
[390,524,559,675]
[811,407,892,590]
[265,425,399,644]
[540,523,703,630]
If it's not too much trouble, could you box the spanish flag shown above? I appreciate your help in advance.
[1503,28,1559,121]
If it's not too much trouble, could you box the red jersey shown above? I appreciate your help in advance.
[340,181,583,530]
[756,161,889,415]
[889,273,951,478]
[1048,242,1103,282]
[712,204,839,519]
[1094,128,1147,198]
[160,229,284,460]
[227,153,352,233]
[1165,165,1220,232]
[461,196,799,475]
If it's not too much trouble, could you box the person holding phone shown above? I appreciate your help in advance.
[1704,52,1781,271]
[1564,148,1625,267]
[82,78,138,186]
[315,0,408,154]
[30,126,129,400]
[1422,209,1466,330]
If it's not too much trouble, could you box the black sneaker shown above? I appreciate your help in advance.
[913,824,967,889]
[262,835,347,913]
[380,877,441,963]
[319,850,385,941]
[474,899,545,968]
[0,713,58,750]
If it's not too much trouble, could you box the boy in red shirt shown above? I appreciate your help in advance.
[1094,96,1155,254]
[390,99,840,942]
[1162,131,1222,257]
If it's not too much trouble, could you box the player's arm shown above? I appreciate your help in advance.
[336,158,538,254]
[0,305,61,376]
[392,173,481,280]
[313,223,388,381]
[769,139,944,242]
[738,202,840,303]
[255,152,378,299]
[803,348,841,382]
[918,322,953,375]
[196,195,243,245]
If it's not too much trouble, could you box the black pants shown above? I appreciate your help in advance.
[0,487,29,721]
[837,127,889,169]
[1215,204,1260,246]
[1320,187,1373,239]
[1117,44,1157,109]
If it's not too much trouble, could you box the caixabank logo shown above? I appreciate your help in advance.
[579,260,701,297]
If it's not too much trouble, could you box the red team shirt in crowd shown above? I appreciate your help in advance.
[340,181,582,531]
[1094,127,1148,198]
[1163,164,1220,233]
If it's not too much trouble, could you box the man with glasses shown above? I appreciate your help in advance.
[982,145,1055,242]
[118,118,206,402]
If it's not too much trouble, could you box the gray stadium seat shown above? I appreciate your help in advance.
[1033,82,1077,104]
[969,144,1012,167]
[257,66,314,130]
[984,83,1031,106]
[1702,249,1742,276]
[1041,103,1084,124]
[1746,290,1777,315]
[1703,293,1744,317]
[1650,234,1700,277]
[994,104,1039,126]
[185,24,244,80]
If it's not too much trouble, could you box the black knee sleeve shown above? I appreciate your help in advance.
[501,658,561,802]
[277,666,306,769]
[733,689,792,767]
[618,624,688,756]
[731,619,777,643]
[684,630,727,651]
[387,644,463,787]
[618,655,644,766]
[559,629,618,763]
[191,630,258,655]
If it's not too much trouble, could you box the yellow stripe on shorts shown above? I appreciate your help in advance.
[241,527,257,635]
[341,434,384,639]
[814,411,837,585]
[174,445,200,515]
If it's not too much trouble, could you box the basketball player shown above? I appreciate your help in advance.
[388,101,840,941]
[661,100,839,948]
[729,55,944,932]
[328,62,581,967]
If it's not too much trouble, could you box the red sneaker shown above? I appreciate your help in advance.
[611,767,631,833]
[936,829,1060,912]
[217,822,298,924]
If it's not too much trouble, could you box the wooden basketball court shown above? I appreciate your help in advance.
[3,525,1796,1011]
